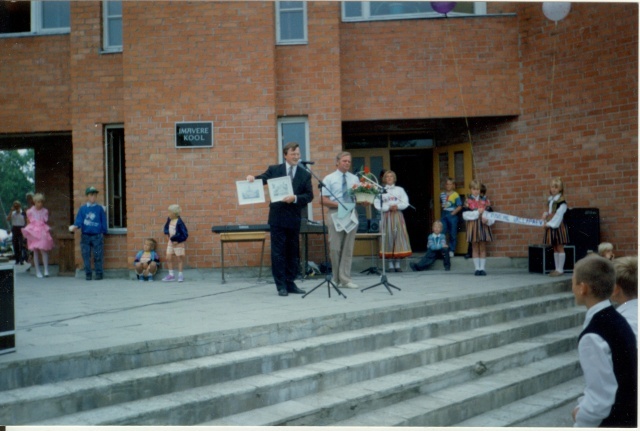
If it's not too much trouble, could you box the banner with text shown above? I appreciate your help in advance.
[483,211,544,227]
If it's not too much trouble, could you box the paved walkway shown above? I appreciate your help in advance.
[0,259,571,365]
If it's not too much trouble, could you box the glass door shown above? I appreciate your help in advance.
[433,143,474,255]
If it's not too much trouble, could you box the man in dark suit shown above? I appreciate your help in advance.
[247,142,314,296]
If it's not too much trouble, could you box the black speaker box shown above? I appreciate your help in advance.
[368,218,380,233]
[0,265,16,355]
[566,208,600,261]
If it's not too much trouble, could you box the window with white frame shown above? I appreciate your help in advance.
[276,1,307,45]
[105,125,127,231]
[342,1,486,22]
[0,1,70,36]
[103,1,122,52]
[278,117,312,218]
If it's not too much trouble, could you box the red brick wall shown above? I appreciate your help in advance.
[472,2,638,257]
[0,35,71,132]
[276,1,344,265]
[69,1,126,269]
[339,14,520,119]
[121,1,277,269]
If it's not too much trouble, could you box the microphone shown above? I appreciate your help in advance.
[300,160,315,166]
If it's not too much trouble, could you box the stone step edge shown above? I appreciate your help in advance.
[455,376,584,427]
[0,280,571,390]
[1,300,581,424]
[39,328,579,426]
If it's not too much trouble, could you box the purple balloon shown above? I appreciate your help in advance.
[431,2,456,15]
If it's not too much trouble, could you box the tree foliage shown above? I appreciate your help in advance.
[0,149,34,229]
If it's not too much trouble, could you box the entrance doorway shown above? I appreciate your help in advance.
[389,150,433,251]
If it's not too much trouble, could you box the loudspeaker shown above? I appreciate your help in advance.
[357,213,369,233]
[529,244,575,274]
[0,265,16,355]
[369,218,380,233]
[566,208,599,261]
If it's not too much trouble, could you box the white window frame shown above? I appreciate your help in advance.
[275,1,307,45]
[102,1,123,52]
[341,1,486,22]
[0,1,70,37]
[277,117,313,219]
[105,124,127,233]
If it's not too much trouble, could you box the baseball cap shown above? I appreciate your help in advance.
[85,186,99,195]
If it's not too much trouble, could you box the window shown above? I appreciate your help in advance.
[103,1,122,52]
[0,1,70,36]
[342,1,486,22]
[105,125,126,231]
[278,117,312,218]
[276,1,307,45]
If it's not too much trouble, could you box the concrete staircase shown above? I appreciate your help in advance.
[0,279,584,426]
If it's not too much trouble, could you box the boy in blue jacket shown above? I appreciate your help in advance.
[70,186,108,280]
[162,204,188,282]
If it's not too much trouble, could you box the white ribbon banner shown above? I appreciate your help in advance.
[483,211,544,227]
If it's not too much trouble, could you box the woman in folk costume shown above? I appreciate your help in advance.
[374,170,412,272]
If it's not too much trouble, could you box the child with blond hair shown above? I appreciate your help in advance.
[134,238,160,282]
[162,204,188,282]
[21,193,54,278]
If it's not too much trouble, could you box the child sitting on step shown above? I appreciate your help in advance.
[134,238,160,282]
[571,255,637,428]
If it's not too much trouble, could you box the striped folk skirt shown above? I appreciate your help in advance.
[544,222,570,246]
[379,211,412,259]
[466,219,493,243]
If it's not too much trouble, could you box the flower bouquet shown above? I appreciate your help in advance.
[350,167,380,204]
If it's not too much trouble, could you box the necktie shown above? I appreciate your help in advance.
[342,173,349,202]
[288,166,293,179]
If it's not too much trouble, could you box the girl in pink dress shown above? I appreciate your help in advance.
[21,193,54,278]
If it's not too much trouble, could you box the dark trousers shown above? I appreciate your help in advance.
[270,225,300,292]
[415,247,451,271]
[11,226,24,264]
[81,233,104,276]
[441,213,459,254]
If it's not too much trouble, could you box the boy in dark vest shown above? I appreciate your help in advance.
[571,254,637,428]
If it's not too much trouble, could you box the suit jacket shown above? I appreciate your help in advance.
[256,164,313,229]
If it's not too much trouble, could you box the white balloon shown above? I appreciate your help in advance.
[542,2,571,22]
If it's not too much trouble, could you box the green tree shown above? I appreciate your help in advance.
[0,149,34,229]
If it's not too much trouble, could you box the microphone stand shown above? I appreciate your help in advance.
[359,175,401,295]
[298,163,348,299]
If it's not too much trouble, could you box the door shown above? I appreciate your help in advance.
[433,143,474,255]
[389,150,433,252]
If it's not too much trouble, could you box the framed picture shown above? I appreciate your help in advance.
[236,180,266,205]
[267,176,293,202]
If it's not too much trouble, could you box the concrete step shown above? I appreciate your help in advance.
[34,316,580,425]
[0,279,571,391]
[207,331,581,426]
[0,291,580,424]
[455,376,584,427]
[329,350,580,427]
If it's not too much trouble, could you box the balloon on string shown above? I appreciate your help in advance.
[542,2,571,22]
[431,2,456,15]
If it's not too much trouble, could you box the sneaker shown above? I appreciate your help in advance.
[549,271,563,277]
[95,274,103,280]
[177,273,184,283]
[139,276,145,282]
[162,274,176,282]
[449,251,454,258]
[445,267,451,271]
[341,281,359,289]
[148,277,154,282]
[86,274,92,280]
[36,272,43,279]
[410,262,418,272]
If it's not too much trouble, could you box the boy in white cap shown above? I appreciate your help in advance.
[70,187,108,280]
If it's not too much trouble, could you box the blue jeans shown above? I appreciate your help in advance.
[441,213,459,254]
[81,233,104,276]
[415,247,451,270]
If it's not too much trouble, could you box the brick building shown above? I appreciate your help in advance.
[0,1,636,273]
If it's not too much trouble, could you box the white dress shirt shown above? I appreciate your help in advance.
[321,170,359,204]
[616,298,638,343]
[546,194,567,229]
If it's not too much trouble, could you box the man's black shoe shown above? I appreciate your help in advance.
[409,262,418,272]
[287,285,306,294]
[278,289,289,297]
[95,274,103,280]
[86,274,92,280]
